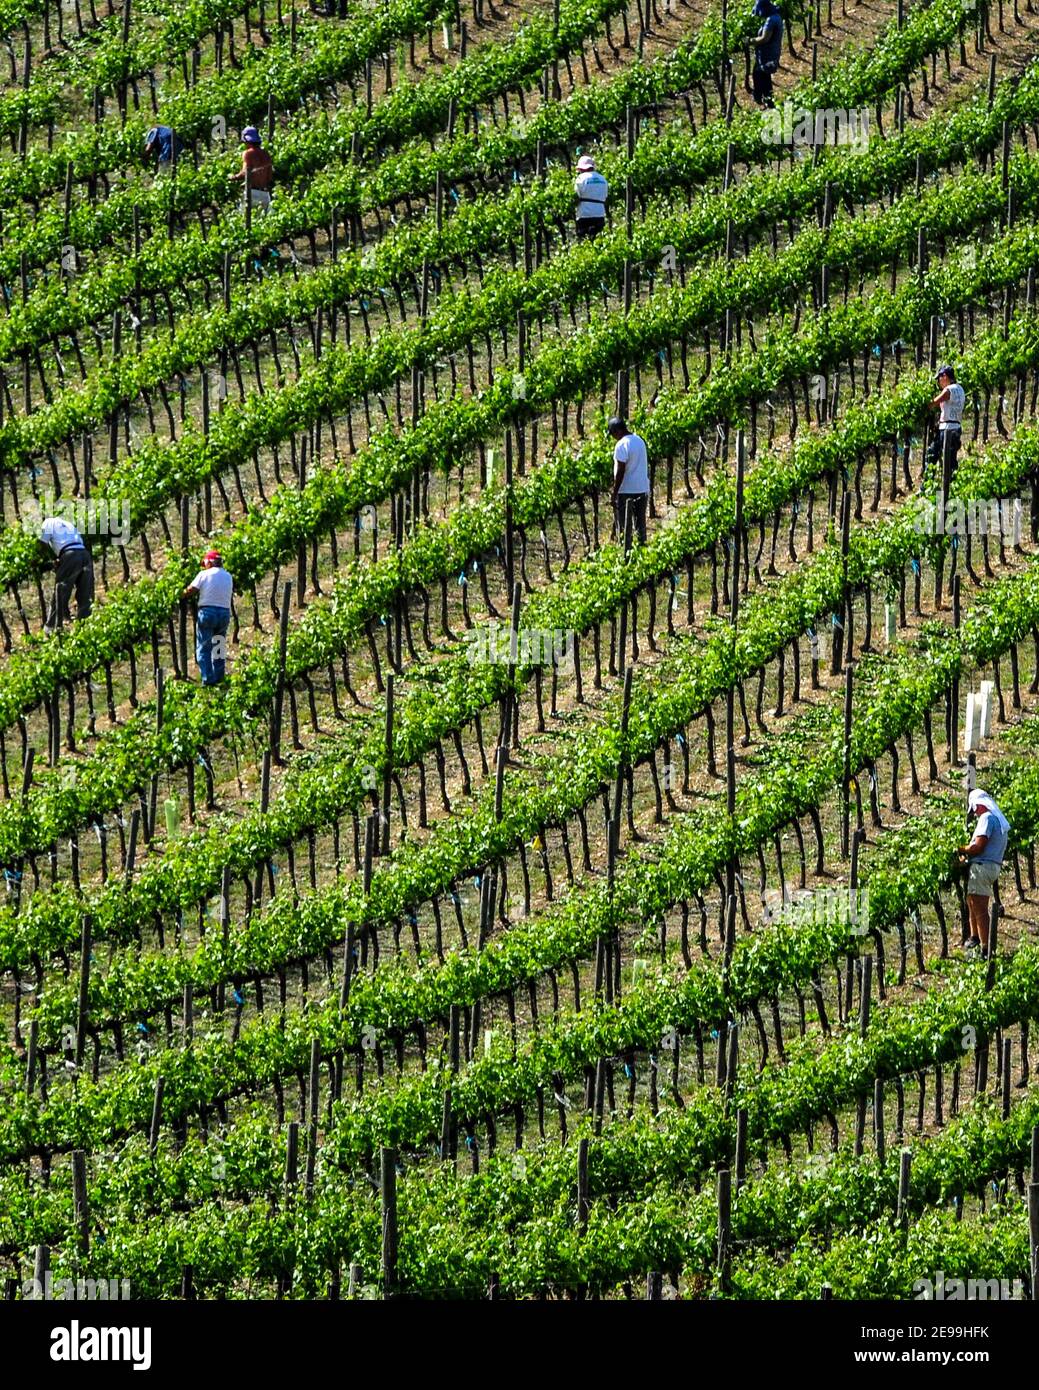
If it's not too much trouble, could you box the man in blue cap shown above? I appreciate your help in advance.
[751,0,784,109]
[143,125,185,174]
[231,127,274,211]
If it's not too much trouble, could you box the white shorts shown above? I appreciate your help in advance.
[967,860,1000,897]
[247,188,271,211]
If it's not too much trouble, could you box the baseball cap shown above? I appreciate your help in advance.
[607,416,627,433]
[242,126,262,145]
[577,155,596,171]
[204,550,222,565]
[936,364,955,380]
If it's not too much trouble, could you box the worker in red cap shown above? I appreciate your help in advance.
[183,551,233,685]
[574,153,608,240]
[231,127,274,212]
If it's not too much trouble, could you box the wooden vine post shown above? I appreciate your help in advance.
[270,581,292,765]
[985,898,999,990]
[725,431,745,905]
[178,495,190,678]
[381,1146,398,1299]
[716,1167,731,1293]
[841,662,854,859]
[577,1137,590,1230]
[382,674,394,855]
[75,914,92,1066]
[1030,1128,1039,1302]
[72,1151,89,1254]
[831,490,851,675]
[896,1147,912,1226]
[305,1039,320,1199]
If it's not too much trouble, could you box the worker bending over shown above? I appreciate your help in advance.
[40,515,94,631]
[143,125,185,173]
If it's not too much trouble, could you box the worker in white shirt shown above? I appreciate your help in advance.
[574,154,609,240]
[609,416,650,546]
[183,550,233,686]
[39,516,94,630]
[927,364,965,476]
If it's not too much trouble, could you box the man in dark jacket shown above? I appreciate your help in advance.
[751,0,783,109]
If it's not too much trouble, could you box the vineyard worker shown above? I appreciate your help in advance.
[143,124,184,174]
[751,0,784,110]
[231,127,274,212]
[927,364,966,477]
[574,155,609,240]
[957,789,1009,953]
[184,551,233,686]
[40,516,94,630]
[609,417,650,546]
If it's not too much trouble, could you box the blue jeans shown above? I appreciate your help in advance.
[196,606,230,685]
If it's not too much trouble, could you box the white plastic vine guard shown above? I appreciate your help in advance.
[978,680,994,738]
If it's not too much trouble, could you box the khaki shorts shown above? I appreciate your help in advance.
[967,860,1001,897]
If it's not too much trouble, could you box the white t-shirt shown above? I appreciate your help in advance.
[40,517,85,556]
[939,383,965,429]
[189,566,233,609]
[614,433,649,495]
[575,170,609,220]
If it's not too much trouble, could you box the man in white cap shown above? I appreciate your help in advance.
[574,154,608,240]
[957,789,1009,952]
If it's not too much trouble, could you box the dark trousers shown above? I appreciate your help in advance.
[614,493,648,546]
[47,548,93,629]
[575,217,605,240]
[926,426,962,478]
[196,606,230,685]
[752,61,776,107]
